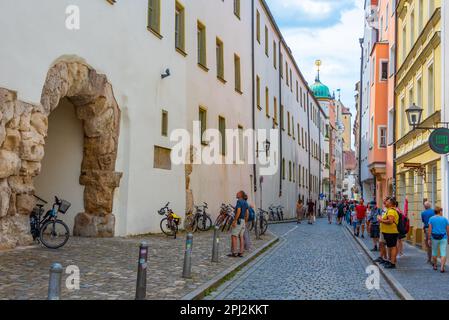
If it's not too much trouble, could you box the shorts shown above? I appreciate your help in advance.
[231,221,245,237]
[357,218,366,226]
[383,233,399,248]
[432,238,448,257]
[370,225,380,239]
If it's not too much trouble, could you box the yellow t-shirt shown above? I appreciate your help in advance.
[380,208,399,234]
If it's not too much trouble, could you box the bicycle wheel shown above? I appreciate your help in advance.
[221,216,230,232]
[184,214,197,233]
[160,218,176,237]
[214,214,225,227]
[197,215,212,231]
[39,220,70,249]
[260,218,268,235]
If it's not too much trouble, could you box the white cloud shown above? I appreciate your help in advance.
[281,0,364,117]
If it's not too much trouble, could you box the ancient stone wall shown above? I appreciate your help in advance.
[0,60,122,249]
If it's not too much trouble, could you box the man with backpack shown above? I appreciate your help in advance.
[366,201,382,252]
[376,197,400,269]
[396,200,410,258]
[227,191,249,258]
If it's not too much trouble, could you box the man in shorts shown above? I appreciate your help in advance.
[228,191,249,258]
[355,200,367,238]
[366,201,381,251]
[376,197,399,269]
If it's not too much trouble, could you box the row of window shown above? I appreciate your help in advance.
[281,160,321,193]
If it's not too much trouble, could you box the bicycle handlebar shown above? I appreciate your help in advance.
[33,195,48,204]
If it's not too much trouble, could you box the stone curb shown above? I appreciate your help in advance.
[180,234,280,300]
[343,224,414,301]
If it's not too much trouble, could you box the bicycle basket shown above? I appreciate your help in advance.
[58,200,71,214]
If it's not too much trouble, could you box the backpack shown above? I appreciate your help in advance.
[247,207,255,222]
[396,211,409,235]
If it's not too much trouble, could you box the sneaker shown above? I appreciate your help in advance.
[374,257,384,263]
[361,235,365,239]
[384,262,396,269]
[371,247,378,252]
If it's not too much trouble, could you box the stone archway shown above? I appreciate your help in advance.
[0,59,122,249]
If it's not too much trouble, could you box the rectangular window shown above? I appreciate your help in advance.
[418,0,424,31]
[175,2,185,51]
[197,22,207,68]
[388,108,394,145]
[273,97,278,124]
[379,126,387,148]
[428,64,434,115]
[265,87,269,117]
[256,76,261,109]
[280,105,285,130]
[256,10,260,43]
[286,63,289,86]
[273,41,277,69]
[282,158,285,180]
[402,25,407,62]
[410,10,415,44]
[148,0,161,35]
[389,45,396,76]
[417,77,423,110]
[292,116,295,138]
[290,70,293,91]
[154,146,172,170]
[299,165,302,186]
[161,110,168,136]
[296,81,299,102]
[297,124,300,144]
[369,116,374,148]
[234,0,240,18]
[238,125,244,162]
[199,108,207,144]
[400,97,405,136]
[280,53,284,78]
[234,54,241,92]
[380,61,388,81]
[287,111,291,135]
[265,26,269,56]
[216,38,224,80]
[289,161,292,182]
[219,116,226,155]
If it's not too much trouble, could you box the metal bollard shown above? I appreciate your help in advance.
[182,233,194,278]
[211,226,220,263]
[47,263,63,300]
[135,241,148,300]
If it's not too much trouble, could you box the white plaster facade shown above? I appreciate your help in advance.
[442,0,449,214]
[0,0,329,241]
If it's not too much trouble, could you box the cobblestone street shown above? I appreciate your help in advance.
[0,230,273,300]
[207,220,399,300]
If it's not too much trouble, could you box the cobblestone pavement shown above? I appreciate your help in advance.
[206,220,399,300]
[354,224,449,300]
[0,229,273,300]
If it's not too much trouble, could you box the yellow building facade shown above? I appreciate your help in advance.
[395,0,442,246]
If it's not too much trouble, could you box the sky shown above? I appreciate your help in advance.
[265,0,365,131]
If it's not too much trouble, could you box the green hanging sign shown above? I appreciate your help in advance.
[429,128,449,154]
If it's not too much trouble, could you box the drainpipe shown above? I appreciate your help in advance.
[358,38,364,199]
[392,3,398,198]
[278,41,283,198]
[307,93,311,201]
[251,0,257,194]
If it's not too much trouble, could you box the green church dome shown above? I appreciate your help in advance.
[310,76,331,99]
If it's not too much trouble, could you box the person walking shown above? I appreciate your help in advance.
[296,199,306,224]
[355,200,367,238]
[228,191,249,258]
[307,199,315,225]
[337,201,345,225]
[428,207,449,273]
[347,201,355,225]
[376,197,400,269]
[326,202,334,224]
[366,201,381,252]
[421,201,435,263]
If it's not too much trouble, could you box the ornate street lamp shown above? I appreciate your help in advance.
[405,103,423,130]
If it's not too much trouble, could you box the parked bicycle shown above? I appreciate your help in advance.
[214,203,232,229]
[184,202,212,233]
[248,208,268,235]
[268,205,278,221]
[276,205,284,221]
[221,204,235,232]
[30,195,71,249]
[158,202,182,239]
